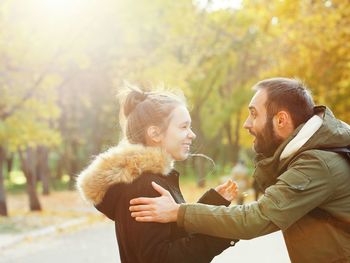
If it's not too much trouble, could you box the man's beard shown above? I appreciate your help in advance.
[253,116,284,158]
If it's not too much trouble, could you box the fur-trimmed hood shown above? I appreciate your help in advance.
[76,142,174,205]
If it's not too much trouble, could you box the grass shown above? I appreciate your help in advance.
[5,170,73,195]
[0,190,102,234]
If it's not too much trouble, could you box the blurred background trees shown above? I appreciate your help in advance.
[0,0,349,215]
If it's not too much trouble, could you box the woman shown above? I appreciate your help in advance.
[77,87,238,263]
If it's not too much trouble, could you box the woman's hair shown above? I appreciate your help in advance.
[118,84,186,145]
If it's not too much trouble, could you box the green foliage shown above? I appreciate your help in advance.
[0,0,349,193]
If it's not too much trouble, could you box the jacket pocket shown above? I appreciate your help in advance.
[278,171,311,191]
[265,171,312,209]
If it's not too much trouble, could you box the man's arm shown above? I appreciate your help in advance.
[130,179,238,223]
[131,152,333,239]
[178,202,279,239]
[130,182,278,239]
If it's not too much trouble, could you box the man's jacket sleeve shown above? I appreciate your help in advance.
[177,152,333,239]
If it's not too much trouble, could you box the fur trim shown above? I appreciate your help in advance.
[76,143,174,205]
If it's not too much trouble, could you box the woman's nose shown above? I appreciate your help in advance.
[189,129,196,140]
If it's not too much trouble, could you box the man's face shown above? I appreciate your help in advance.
[243,89,283,157]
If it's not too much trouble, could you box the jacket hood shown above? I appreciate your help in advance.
[76,142,174,205]
[254,106,350,190]
[282,106,350,156]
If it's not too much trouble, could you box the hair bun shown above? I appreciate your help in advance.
[124,90,147,117]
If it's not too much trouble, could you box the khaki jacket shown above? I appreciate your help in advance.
[178,106,350,263]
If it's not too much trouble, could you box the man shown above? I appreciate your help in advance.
[129,78,350,263]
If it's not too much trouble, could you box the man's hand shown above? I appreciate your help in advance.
[129,182,180,223]
[215,179,238,202]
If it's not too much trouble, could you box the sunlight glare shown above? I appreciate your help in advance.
[41,0,85,19]
[195,0,243,11]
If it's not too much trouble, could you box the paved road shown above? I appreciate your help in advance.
[0,220,119,263]
[0,220,290,263]
[212,231,290,262]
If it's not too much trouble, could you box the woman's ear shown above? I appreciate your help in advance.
[147,126,163,143]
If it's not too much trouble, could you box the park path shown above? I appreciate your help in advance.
[0,219,290,263]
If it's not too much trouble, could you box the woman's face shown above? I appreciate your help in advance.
[160,105,196,161]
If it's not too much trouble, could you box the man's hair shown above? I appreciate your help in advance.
[254,77,315,128]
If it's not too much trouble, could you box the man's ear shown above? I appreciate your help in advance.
[273,111,290,129]
[147,126,163,143]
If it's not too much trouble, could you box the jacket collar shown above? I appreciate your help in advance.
[279,114,323,160]
[76,142,174,205]
[254,106,350,191]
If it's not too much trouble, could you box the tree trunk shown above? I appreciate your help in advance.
[225,120,234,162]
[55,155,64,180]
[225,111,241,165]
[19,147,41,211]
[68,140,79,190]
[37,146,50,195]
[233,111,241,164]
[6,153,14,175]
[0,146,8,216]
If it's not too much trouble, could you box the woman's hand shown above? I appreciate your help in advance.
[215,179,238,202]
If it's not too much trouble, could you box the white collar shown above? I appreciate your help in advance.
[280,115,323,160]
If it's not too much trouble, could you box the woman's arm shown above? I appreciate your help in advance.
[131,176,235,263]
[198,179,238,206]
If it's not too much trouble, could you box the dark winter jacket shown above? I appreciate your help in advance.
[77,143,237,263]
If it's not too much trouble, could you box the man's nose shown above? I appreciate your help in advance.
[243,118,252,129]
